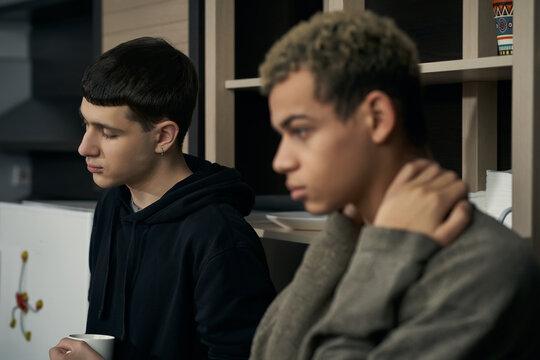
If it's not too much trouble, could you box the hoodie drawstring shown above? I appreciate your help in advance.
[95,207,117,320]
[118,219,139,340]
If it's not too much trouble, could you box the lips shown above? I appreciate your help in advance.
[86,163,103,174]
[287,184,307,201]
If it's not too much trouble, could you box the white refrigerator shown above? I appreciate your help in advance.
[0,201,94,360]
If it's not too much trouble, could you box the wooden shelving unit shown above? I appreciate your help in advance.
[225,78,261,90]
[225,56,513,90]
[421,56,512,84]
[205,0,540,256]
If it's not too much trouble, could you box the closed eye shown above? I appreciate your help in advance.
[102,130,117,139]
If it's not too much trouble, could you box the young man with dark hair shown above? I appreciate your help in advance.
[251,10,540,359]
[49,37,276,360]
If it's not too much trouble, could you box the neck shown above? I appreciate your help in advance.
[128,150,193,209]
[356,143,431,225]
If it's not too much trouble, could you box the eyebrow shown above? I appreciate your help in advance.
[277,114,311,130]
[78,108,125,133]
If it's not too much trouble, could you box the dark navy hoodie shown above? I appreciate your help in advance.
[85,155,276,359]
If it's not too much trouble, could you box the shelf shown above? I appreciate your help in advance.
[246,211,317,244]
[420,56,512,84]
[225,56,513,90]
[225,77,261,90]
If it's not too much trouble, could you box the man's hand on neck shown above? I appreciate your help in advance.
[372,159,471,247]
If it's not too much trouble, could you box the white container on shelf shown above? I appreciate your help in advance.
[485,170,512,228]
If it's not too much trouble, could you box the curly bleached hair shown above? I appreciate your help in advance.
[259,10,427,148]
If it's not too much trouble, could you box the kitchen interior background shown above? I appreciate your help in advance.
[0,0,100,203]
[0,0,513,205]
[0,1,532,356]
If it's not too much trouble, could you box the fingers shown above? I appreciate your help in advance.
[433,199,472,246]
[436,178,468,217]
[408,162,461,191]
[376,158,470,245]
[50,338,73,360]
[435,176,468,206]
[409,162,443,185]
[390,158,432,188]
[49,346,69,360]
[50,338,88,360]
[56,337,77,350]
[424,167,458,189]
[52,338,104,360]
[391,160,457,194]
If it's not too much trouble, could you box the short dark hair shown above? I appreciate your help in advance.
[260,10,427,148]
[81,37,198,148]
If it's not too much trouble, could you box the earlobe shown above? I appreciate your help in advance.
[365,91,396,144]
[155,119,179,154]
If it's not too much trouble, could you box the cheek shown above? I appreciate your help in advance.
[105,138,152,168]
[318,134,370,190]
[318,132,363,171]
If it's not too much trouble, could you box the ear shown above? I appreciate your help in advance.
[361,90,396,145]
[153,119,180,154]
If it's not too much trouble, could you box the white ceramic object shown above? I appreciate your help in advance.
[266,211,327,231]
[68,334,115,360]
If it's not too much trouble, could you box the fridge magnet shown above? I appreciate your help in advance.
[9,251,43,341]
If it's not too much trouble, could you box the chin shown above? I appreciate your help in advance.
[303,201,333,216]
[92,174,120,189]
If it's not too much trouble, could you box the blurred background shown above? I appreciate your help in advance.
[0,0,99,202]
[0,0,514,212]
[0,0,201,203]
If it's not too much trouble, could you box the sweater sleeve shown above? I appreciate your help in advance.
[307,221,540,360]
[250,211,362,360]
[193,246,276,360]
[305,226,441,359]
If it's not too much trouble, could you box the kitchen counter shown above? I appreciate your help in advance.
[246,211,320,244]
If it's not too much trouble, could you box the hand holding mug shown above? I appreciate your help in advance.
[49,334,114,360]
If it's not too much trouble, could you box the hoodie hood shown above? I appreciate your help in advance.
[118,154,255,223]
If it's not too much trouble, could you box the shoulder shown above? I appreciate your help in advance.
[183,203,256,236]
[398,210,540,356]
[448,209,539,274]
[184,204,272,286]
[421,209,540,307]
[181,203,261,255]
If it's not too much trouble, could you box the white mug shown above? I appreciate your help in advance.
[68,334,115,360]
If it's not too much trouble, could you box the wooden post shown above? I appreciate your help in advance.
[204,0,235,166]
[462,0,498,191]
[323,0,365,12]
[512,0,540,256]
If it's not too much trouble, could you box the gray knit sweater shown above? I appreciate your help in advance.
[251,210,540,359]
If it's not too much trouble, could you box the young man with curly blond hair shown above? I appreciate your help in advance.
[250,10,540,359]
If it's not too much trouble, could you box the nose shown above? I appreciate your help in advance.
[272,139,298,175]
[78,129,99,158]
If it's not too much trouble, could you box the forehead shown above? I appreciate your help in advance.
[269,70,318,120]
[80,98,132,126]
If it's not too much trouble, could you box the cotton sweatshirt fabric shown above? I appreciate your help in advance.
[86,154,276,360]
[251,209,540,359]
